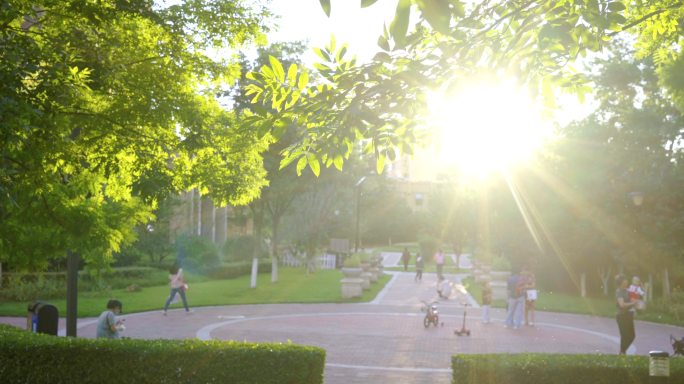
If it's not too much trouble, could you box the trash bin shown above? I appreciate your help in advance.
[27,301,58,335]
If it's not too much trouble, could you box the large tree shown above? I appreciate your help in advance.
[0,1,272,271]
[244,0,683,175]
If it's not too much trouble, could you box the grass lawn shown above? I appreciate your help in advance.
[462,278,684,327]
[0,268,391,318]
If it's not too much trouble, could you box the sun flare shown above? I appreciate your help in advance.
[434,85,551,173]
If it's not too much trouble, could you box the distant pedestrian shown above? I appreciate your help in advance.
[522,266,537,326]
[437,276,452,300]
[434,249,445,279]
[482,281,492,324]
[415,253,424,282]
[401,247,411,271]
[615,274,637,355]
[97,300,124,339]
[163,262,194,315]
[504,267,526,329]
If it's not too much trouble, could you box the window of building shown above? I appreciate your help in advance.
[415,193,423,206]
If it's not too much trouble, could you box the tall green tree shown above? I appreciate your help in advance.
[0,1,272,271]
[232,41,311,285]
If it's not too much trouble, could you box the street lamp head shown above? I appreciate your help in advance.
[630,191,645,207]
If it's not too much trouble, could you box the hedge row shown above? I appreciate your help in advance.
[452,353,684,384]
[3,267,160,284]
[207,261,273,280]
[0,324,325,384]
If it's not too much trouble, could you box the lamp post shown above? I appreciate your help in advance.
[630,191,645,207]
[630,191,655,301]
[355,176,367,252]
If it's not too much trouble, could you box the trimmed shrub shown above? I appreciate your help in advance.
[451,353,684,384]
[207,261,273,280]
[0,324,325,384]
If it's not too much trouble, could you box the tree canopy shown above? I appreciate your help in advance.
[1,0,273,270]
[244,0,683,176]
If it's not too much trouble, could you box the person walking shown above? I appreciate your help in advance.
[401,247,411,271]
[615,274,637,355]
[163,262,194,315]
[482,281,492,324]
[504,267,525,329]
[434,249,445,279]
[523,266,537,326]
[97,300,124,339]
[415,253,424,282]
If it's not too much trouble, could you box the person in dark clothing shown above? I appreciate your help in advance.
[415,253,424,282]
[615,274,637,355]
[401,247,411,271]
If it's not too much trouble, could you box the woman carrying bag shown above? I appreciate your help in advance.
[163,262,194,315]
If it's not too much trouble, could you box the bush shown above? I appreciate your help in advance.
[451,353,684,384]
[223,235,270,262]
[418,235,441,262]
[649,291,684,321]
[492,256,512,272]
[343,255,362,268]
[0,324,325,384]
[207,261,273,280]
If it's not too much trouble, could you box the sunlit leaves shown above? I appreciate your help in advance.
[319,0,331,17]
[390,0,411,47]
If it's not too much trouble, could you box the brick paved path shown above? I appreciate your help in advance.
[2,271,683,384]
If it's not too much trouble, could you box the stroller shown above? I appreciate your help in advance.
[672,335,684,356]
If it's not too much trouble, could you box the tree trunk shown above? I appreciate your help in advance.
[648,274,653,301]
[580,272,586,298]
[250,201,264,289]
[663,267,671,297]
[598,267,611,296]
[271,215,280,283]
[0,261,2,288]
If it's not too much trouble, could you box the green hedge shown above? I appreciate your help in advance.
[4,267,160,284]
[0,324,325,383]
[452,354,684,384]
[207,261,273,280]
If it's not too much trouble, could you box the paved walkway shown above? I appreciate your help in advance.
[2,271,683,384]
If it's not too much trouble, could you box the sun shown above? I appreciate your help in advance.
[434,85,550,173]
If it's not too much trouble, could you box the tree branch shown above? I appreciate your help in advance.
[608,3,683,37]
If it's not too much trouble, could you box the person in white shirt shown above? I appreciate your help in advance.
[163,262,194,315]
[437,276,452,300]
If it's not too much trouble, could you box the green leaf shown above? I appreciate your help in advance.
[313,47,331,62]
[362,140,374,155]
[607,2,626,12]
[376,151,386,174]
[287,64,297,86]
[328,34,336,53]
[309,157,321,176]
[257,119,273,139]
[361,0,379,7]
[373,52,392,63]
[319,0,331,17]
[416,0,452,35]
[377,35,390,51]
[541,76,554,103]
[336,43,348,62]
[576,87,586,104]
[272,120,288,140]
[296,156,307,176]
[390,0,411,47]
[269,56,285,81]
[333,155,343,170]
[298,71,309,91]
